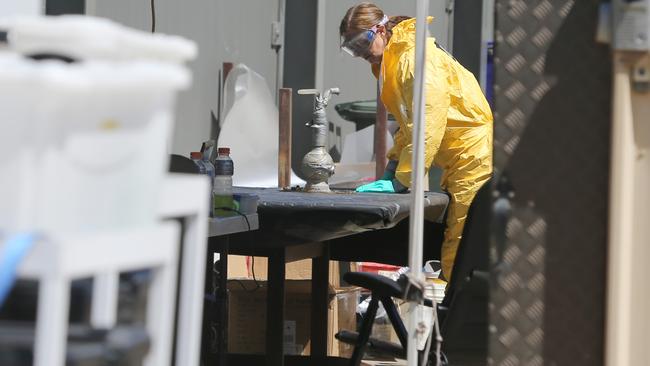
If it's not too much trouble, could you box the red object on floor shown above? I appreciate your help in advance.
[357,262,401,274]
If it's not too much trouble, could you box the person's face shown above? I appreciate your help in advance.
[342,24,387,64]
[363,25,386,65]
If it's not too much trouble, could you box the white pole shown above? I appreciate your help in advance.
[407,1,429,365]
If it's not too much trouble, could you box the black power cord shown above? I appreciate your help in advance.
[214,207,261,292]
[150,0,156,33]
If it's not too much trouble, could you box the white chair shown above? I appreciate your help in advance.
[157,173,210,366]
[92,173,210,366]
[16,222,180,366]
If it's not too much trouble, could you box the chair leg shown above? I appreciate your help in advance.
[382,297,408,350]
[349,297,379,366]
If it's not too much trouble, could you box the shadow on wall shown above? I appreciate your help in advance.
[504,2,610,365]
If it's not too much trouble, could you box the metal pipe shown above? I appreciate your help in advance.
[311,96,329,147]
[315,0,326,91]
[275,0,286,102]
[606,52,641,366]
[479,0,495,93]
[375,79,388,179]
[407,1,429,365]
[278,88,292,189]
[445,0,455,54]
[298,88,339,192]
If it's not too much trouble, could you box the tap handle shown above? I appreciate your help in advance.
[297,89,320,95]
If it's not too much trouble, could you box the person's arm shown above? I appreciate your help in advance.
[392,47,450,188]
[374,63,399,182]
[379,159,398,180]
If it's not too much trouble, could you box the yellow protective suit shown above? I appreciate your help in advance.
[373,18,493,280]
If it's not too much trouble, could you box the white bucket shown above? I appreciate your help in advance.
[0,54,190,233]
[2,15,197,63]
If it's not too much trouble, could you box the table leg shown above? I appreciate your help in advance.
[266,248,286,366]
[202,237,229,366]
[311,245,330,357]
[216,239,229,366]
[202,239,213,365]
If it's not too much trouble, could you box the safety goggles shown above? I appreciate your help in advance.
[341,15,388,58]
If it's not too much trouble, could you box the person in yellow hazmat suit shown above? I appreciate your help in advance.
[340,3,493,280]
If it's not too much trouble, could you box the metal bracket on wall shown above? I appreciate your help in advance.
[632,57,650,93]
[445,0,455,14]
[271,21,283,51]
[446,0,456,54]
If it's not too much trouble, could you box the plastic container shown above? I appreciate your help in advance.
[423,259,442,279]
[190,152,206,174]
[334,100,396,131]
[357,262,402,275]
[0,54,190,233]
[4,15,197,63]
[203,158,215,182]
[0,15,196,233]
[233,193,259,215]
[212,147,236,217]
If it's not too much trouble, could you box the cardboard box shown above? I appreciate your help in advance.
[248,257,341,287]
[366,298,406,360]
[227,279,360,357]
[227,280,314,355]
[227,255,249,278]
[228,255,342,288]
[329,286,360,358]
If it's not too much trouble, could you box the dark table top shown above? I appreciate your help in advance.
[229,188,449,253]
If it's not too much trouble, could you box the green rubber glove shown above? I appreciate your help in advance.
[355,180,396,193]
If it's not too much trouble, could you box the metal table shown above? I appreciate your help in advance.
[206,187,448,366]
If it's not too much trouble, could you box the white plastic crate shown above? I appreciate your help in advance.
[0,55,190,233]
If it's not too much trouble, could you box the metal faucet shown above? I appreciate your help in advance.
[298,88,340,193]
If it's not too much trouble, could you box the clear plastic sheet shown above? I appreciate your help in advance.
[219,64,303,187]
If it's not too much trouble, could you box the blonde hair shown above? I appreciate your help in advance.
[339,2,411,40]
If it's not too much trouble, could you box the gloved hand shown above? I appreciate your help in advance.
[355,180,395,193]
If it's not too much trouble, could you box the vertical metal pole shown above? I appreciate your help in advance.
[315,0,326,92]
[85,0,96,15]
[375,80,388,179]
[278,88,293,188]
[479,0,494,92]
[605,52,650,366]
[275,0,286,102]
[407,1,429,365]
[445,0,455,54]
